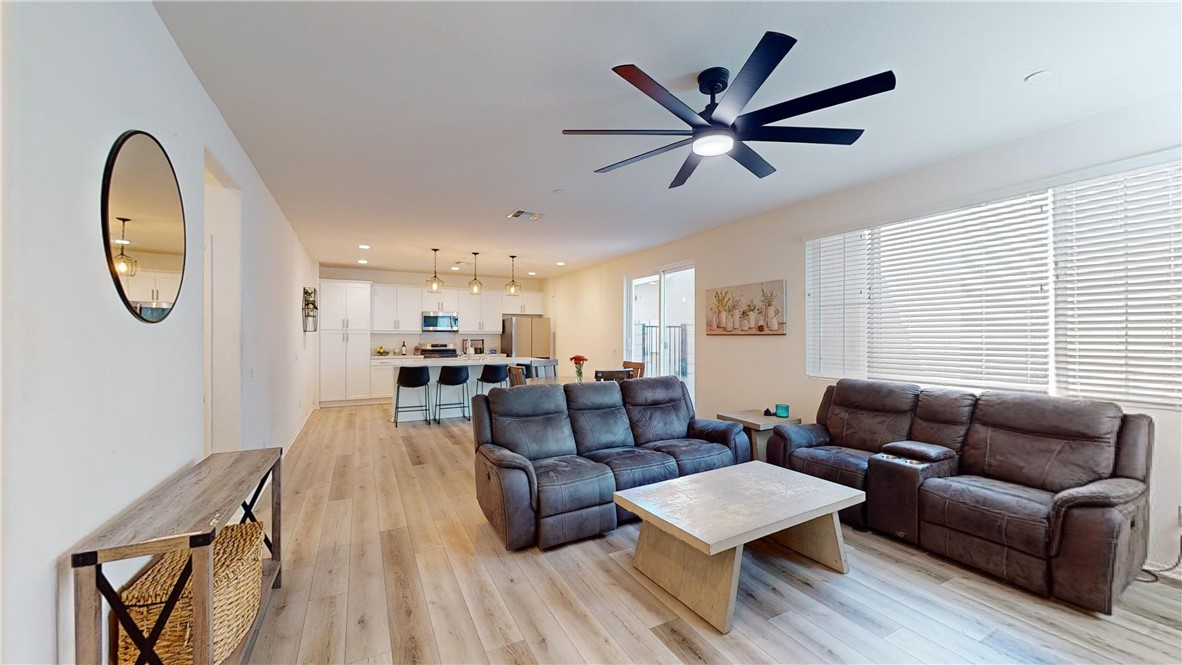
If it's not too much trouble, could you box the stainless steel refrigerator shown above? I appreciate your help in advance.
[501,315,551,359]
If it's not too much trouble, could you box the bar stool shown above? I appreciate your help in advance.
[394,366,432,427]
[478,364,509,394]
[515,363,534,379]
[434,365,470,423]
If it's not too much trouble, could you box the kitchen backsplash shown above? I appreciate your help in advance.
[370,332,501,355]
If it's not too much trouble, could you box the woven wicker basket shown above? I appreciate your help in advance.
[116,522,264,665]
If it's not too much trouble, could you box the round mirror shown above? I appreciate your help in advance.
[102,131,186,323]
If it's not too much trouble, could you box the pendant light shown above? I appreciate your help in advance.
[426,248,444,293]
[505,255,521,296]
[113,217,138,276]
[468,252,482,295]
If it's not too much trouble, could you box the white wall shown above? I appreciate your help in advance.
[549,92,1182,567]
[1,3,317,661]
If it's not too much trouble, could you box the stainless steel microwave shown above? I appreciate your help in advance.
[422,311,459,332]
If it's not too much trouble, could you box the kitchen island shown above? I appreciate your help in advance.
[372,355,549,422]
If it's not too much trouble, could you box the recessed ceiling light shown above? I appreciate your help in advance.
[527,271,537,276]
[357,259,368,264]
[556,262,566,266]
[1023,69,1051,85]
[358,244,371,250]
[450,266,460,271]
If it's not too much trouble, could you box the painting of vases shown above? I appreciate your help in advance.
[704,280,786,336]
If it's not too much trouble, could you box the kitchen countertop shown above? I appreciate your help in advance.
[370,355,545,365]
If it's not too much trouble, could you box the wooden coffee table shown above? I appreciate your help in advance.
[613,461,864,633]
[716,409,802,461]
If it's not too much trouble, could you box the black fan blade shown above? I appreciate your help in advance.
[669,153,703,188]
[711,31,797,126]
[740,126,865,145]
[595,138,693,174]
[613,64,709,128]
[563,129,693,136]
[736,71,896,131]
[729,142,776,178]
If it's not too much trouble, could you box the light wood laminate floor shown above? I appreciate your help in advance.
[250,405,1182,665]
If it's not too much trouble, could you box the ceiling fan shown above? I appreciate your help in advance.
[563,31,896,188]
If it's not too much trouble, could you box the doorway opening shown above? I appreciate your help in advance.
[626,262,695,400]
[203,154,242,454]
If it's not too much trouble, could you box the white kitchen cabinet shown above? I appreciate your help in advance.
[422,288,459,313]
[481,293,504,334]
[370,363,394,399]
[457,291,502,333]
[371,285,422,332]
[395,286,423,332]
[321,280,371,331]
[320,330,371,402]
[371,285,398,332]
[457,291,482,333]
[503,291,544,315]
[121,270,182,304]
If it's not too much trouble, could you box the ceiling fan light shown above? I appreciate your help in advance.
[692,130,734,157]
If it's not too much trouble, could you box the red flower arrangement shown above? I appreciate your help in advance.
[570,355,588,382]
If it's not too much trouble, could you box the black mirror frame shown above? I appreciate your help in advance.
[100,130,186,324]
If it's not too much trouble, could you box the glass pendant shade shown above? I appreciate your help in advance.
[426,248,444,292]
[113,218,138,276]
[505,255,521,296]
[469,252,482,295]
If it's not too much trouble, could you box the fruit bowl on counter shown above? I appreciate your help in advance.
[374,346,390,356]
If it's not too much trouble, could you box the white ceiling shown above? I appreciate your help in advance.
[156,1,1181,278]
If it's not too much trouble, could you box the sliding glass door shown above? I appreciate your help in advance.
[626,263,695,399]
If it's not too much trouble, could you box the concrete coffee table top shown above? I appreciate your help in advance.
[613,461,865,633]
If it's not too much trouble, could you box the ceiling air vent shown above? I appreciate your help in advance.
[507,209,545,221]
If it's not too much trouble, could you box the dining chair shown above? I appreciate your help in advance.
[622,361,645,378]
[533,358,559,378]
[507,365,525,387]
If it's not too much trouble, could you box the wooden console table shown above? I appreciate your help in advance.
[70,448,282,665]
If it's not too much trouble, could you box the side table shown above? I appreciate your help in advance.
[716,409,802,462]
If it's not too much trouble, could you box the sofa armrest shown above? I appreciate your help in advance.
[1049,478,1146,557]
[688,418,751,463]
[478,444,538,510]
[882,440,956,463]
[766,423,830,467]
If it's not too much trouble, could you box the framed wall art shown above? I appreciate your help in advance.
[705,280,786,335]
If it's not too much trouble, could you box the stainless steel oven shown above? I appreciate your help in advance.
[422,311,459,332]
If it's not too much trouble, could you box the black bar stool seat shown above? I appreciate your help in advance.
[478,364,509,394]
[434,365,471,423]
[394,366,432,427]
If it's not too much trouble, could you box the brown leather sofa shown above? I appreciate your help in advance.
[766,379,1153,614]
[473,377,749,549]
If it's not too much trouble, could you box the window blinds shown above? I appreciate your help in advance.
[805,231,868,379]
[1053,162,1182,408]
[865,193,1053,391]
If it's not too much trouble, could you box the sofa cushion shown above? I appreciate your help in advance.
[826,379,920,452]
[564,382,635,454]
[909,388,977,451]
[582,447,678,491]
[962,392,1122,493]
[919,475,1053,557]
[640,439,732,475]
[622,376,693,445]
[488,385,577,461]
[790,446,874,490]
[532,455,615,518]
